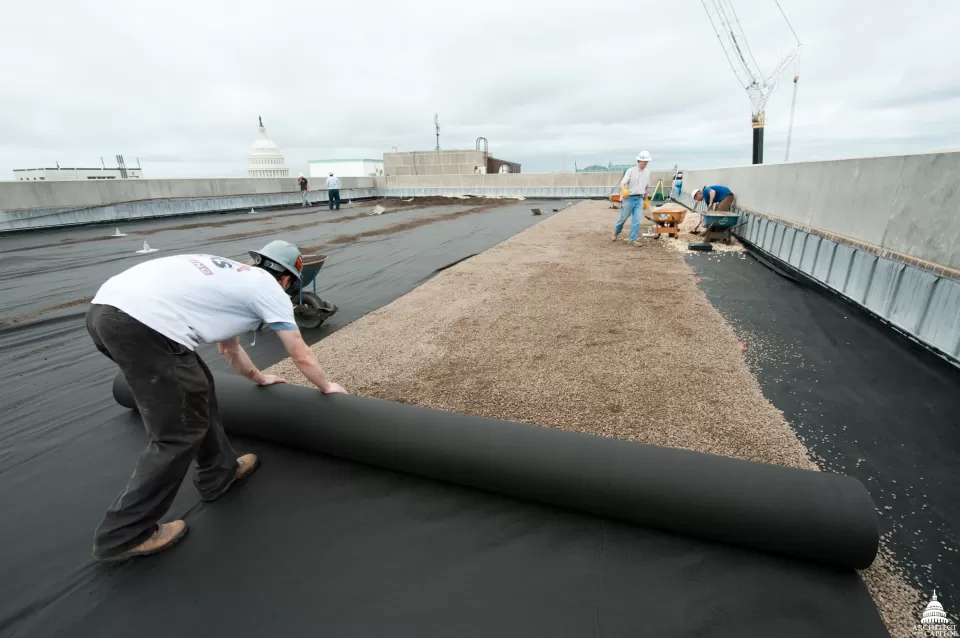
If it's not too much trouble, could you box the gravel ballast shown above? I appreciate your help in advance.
[266,199,921,636]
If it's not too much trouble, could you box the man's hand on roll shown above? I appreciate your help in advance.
[256,374,287,386]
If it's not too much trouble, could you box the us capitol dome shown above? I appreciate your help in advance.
[922,591,951,625]
[248,116,289,178]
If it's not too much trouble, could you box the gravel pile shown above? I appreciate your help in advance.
[655,204,744,254]
[266,199,919,636]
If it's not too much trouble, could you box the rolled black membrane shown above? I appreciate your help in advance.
[113,372,879,570]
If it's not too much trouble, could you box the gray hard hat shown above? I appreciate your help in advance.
[249,239,303,281]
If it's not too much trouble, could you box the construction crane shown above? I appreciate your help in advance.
[700,0,802,164]
[784,72,800,162]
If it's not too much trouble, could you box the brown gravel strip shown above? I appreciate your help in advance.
[211,199,513,244]
[298,201,512,254]
[266,199,920,636]
[0,296,92,329]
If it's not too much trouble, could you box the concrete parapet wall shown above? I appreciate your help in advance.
[0,170,679,232]
[380,187,614,199]
[0,177,377,232]
[0,176,375,212]
[382,172,645,189]
[680,151,960,270]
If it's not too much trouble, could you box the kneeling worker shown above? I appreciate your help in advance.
[693,184,734,211]
[612,150,652,244]
[86,240,346,562]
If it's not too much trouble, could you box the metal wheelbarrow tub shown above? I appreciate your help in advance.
[290,254,338,329]
[645,203,687,238]
[701,213,740,229]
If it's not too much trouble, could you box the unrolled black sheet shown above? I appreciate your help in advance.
[113,371,879,570]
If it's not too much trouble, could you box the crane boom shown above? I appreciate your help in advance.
[700,0,801,163]
[784,74,799,162]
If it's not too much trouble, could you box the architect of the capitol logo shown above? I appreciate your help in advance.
[915,591,959,637]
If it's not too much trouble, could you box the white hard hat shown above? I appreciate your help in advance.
[298,173,303,177]
[693,188,703,197]
[636,151,652,162]
[329,172,334,176]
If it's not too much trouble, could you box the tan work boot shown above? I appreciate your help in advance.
[611,232,620,241]
[95,520,187,563]
[200,453,260,502]
[235,453,259,481]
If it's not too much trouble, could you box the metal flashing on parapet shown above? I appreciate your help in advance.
[734,214,960,371]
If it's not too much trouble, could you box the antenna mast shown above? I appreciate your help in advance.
[434,113,441,151]
[700,0,801,164]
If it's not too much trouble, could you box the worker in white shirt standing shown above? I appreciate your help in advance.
[612,151,652,245]
[326,172,341,210]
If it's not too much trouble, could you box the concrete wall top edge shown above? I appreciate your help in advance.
[687,148,960,173]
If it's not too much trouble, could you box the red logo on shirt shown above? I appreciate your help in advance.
[189,259,213,276]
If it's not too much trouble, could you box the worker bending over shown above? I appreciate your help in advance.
[612,151,652,245]
[693,185,735,211]
[86,240,346,562]
[326,172,341,210]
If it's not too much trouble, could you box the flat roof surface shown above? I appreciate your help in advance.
[0,200,890,637]
[689,249,960,613]
[1,198,584,630]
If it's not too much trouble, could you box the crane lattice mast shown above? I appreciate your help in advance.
[700,0,801,164]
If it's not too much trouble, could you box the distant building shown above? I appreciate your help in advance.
[248,117,290,178]
[309,159,383,178]
[383,150,520,176]
[14,159,143,181]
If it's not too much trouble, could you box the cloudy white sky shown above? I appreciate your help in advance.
[2,0,959,179]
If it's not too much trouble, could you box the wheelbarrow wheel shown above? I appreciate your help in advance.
[294,292,337,330]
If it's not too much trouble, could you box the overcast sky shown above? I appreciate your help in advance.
[2,0,959,179]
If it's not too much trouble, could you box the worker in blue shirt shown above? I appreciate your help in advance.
[693,185,734,211]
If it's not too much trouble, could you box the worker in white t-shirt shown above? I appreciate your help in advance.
[326,172,341,210]
[85,239,346,563]
[613,151,652,245]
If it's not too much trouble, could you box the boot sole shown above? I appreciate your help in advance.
[94,524,188,564]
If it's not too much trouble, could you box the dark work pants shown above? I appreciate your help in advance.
[86,304,238,557]
[328,189,340,210]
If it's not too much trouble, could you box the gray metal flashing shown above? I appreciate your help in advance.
[736,213,960,369]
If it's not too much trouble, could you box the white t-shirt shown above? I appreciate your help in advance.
[620,166,651,196]
[326,176,340,189]
[91,254,298,350]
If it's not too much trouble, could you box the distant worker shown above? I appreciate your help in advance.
[612,150,652,245]
[693,185,735,211]
[672,170,683,199]
[297,173,310,208]
[85,240,346,563]
[326,172,341,210]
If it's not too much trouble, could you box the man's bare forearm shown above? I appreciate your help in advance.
[218,338,265,383]
[291,351,332,392]
[275,329,339,392]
